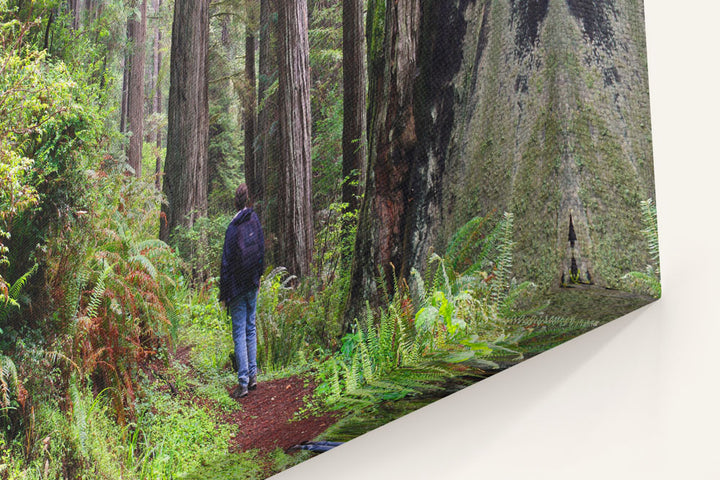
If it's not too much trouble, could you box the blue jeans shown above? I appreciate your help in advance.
[229,290,258,388]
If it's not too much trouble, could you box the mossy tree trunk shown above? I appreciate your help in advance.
[345,0,656,328]
[345,0,421,328]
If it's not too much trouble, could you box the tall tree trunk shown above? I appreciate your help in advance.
[257,0,279,260]
[152,0,163,190]
[244,32,258,203]
[160,0,210,242]
[278,0,313,278]
[126,0,147,178]
[67,0,81,30]
[347,0,657,327]
[120,46,129,135]
[341,0,367,216]
[344,0,420,329]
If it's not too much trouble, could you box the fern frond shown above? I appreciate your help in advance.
[445,214,492,272]
[0,263,38,322]
[87,263,113,319]
[360,342,374,382]
[131,239,171,256]
[128,254,158,280]
[640,199,660,264]
[509,315,599,330]
[490,213,515,305]
[0,354,19,410]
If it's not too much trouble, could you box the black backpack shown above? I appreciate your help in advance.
[236,213,263,276]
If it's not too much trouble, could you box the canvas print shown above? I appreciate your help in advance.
[0,0,659,478]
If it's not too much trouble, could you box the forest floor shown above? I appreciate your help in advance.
[223,376,341,453]
[144,344,343,460]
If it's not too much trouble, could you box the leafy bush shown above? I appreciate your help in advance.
[0,9,111,335]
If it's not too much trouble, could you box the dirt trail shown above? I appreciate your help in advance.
[149,345,341,455]
[223,376,341,453]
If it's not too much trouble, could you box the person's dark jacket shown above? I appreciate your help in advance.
[219,208,265,304]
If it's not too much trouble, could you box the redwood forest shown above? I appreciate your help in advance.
[0,0,660,478]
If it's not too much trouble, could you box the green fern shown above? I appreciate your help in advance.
[640,199,660,264]
[86,262,112,319]
[0,263,37,323]
[622,199,661,297]
[0,353,18,412]
[490,213,515,306]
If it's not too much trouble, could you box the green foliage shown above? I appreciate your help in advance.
[305,201,356,345]
[312,90,344,210]
[0,7,112,333]
[0,264,37,335]
[174,285,239,413]
[409,212,595,370]
[507,315,599,356]
[172,214,233,283]
[309,0,343,212]
[37,173,182,418]
[317,283,453,409]
[0,353,20,437]
[256,267,308,373]
[622,199,661,297]
[133,389,239,479]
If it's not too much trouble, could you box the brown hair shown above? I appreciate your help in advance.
[235,183,249,210]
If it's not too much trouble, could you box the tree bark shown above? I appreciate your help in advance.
[120,46,129,136]
[341,0,367,216]
[244,32,258,203]
[257,0,279,260]
[67,0,81,30]
[126,0,147,178]
[278,0,313,277]
[160,0,210,242]
[152,0,163,190]
[344,0,420,328]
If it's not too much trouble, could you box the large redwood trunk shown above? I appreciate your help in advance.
[257,0,279,261]
[344,0,421,328]
[160,0,210,242]
[346,0,657,331]
[277,0,314,278]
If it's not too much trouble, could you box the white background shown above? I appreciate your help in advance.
[274,1,720,478]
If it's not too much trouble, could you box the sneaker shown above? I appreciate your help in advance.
[248,375,257,390]
[231,385,248,399]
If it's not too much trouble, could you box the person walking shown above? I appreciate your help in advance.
[219,184,265,399]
